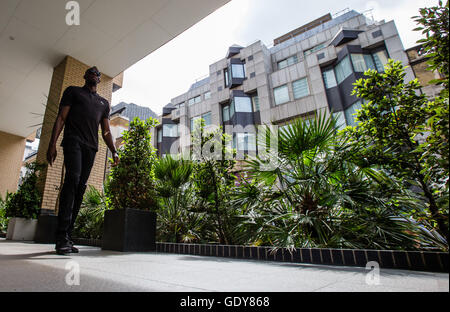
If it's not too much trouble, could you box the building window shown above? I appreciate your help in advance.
[157,129,162,143]
[351,54,376,72]
[190,116,201,132]
[188,95,201,106]
[177,102,185,108]
[163,124,178,137]
[202,112,212,126]
[292,78,310,99]
[274,85,290,105]
[332,112,347,130]
[222,105,230,122]
[234,133,256,151]
[344,101,363,127]
[322,69,337,89]
[304,43,327,56]
[224,68,230,87]
[204,91,211,100]
[231,63,245,79]
[335,56,353,84]
[277,55,298,70]
[252,95,260,112]
[372,50,389,72]
[234,96,253,113]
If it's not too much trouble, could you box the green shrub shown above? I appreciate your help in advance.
[5,162,43,220]
[107,117,159,211]
[0,193,10,233]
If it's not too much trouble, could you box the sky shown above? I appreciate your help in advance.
[111,0,440,115]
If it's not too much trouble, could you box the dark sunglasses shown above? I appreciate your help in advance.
[87,68,101,77]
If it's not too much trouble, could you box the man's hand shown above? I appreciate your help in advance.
[47,144,57,166]
[111,152,120,167]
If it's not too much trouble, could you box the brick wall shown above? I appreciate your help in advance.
[35,56,113,213]
[0,131,26,198]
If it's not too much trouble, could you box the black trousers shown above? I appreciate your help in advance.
[56,139,96,243]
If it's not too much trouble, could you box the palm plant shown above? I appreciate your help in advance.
[154,156,204,243]
[244,111,424,250]
[72,185,108,239]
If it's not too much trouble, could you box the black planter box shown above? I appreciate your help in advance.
[102,208,156,252]
[34,214,58,244]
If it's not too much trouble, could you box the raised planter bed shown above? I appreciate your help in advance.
[156,242,449,273]
[60,237,450,273]
[6,217,37,241]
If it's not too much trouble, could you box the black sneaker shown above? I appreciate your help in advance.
[55,239,72,255]
[67,237,79,253]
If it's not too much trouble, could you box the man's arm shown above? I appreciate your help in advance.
[101,118,119,167]
[47,106,70,166]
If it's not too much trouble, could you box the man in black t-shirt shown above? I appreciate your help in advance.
[47,66,119,255]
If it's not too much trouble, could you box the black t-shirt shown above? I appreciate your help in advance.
[58,86,110,152]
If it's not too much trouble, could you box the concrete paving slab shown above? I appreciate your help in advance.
[0,240,448,292]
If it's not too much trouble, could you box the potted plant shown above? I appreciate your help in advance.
[5,162,43,241]
[102,117,159,252]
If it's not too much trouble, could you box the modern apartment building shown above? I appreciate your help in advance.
[153,9,420,158]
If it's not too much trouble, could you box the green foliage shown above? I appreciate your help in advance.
[413,0,449,206]
[0,193,10,233]
[190,121,242,245]
[72,185,108,239]
[413,0,449,89]
[5,162,44,220]
[154,156,203,243]
[346,60,448,242]
[107,117,159,211]
[243,111,424,250]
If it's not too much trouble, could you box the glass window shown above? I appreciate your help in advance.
[304,43,326,56]
[188,96,201,106]
[373,50,389,72]
[277,59,287,70]
[364,54,376,70]
[292,78,310,99]
[190,116,201,132]
[163,124,178,137]
[234,97,252,113]
[344,101,363,127]
[252,95,260,112]
[231,64,245,79]
[202,112,212,126]
[351,54,367,72]
[278,55,298,70]
[157,129,162,143]
[230,100,235,117]
[222,106,230,122]
[204,91,211,100]
[274,85,289,105]
[332,112,347,130]
[351,54,377,73]
[224,68,230,87]
[323,69,337,89]
[235,133,256,151]
[335,56,353,84]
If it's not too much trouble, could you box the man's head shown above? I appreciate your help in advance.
[84,66,101,86]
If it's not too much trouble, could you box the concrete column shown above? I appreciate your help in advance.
[35,56,113,215]
[0,131,26,198]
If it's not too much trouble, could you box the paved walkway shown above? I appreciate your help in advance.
[0,240,448,292]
